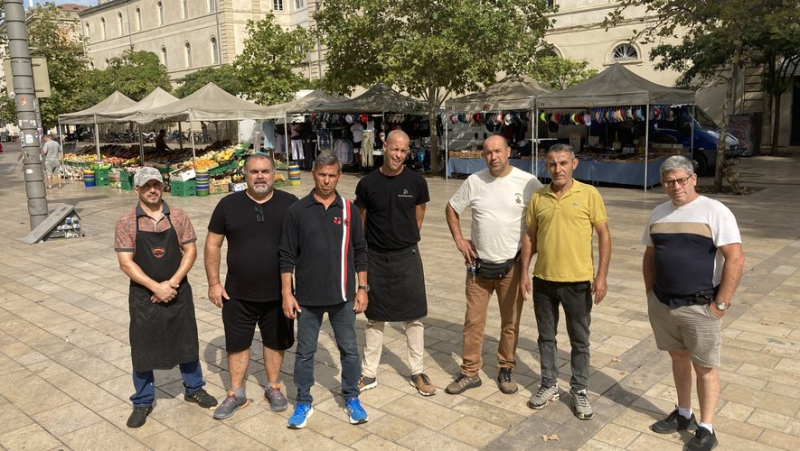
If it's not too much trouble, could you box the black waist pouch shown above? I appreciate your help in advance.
[476,257,515,279]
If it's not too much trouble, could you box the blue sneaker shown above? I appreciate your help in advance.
[344,397,368,424]
[287,404,314,429]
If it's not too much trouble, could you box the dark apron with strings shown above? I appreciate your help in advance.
[129,212,199,372]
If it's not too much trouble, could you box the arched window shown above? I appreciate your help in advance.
[135,8,141,31]
[100,17,106,40]
[158,1,164,26]
[209,0,217,13]
[182,0,189,19]
[85,23,91,42]
[210,37,219,64]
[185,42,193,68]
[104,58,110,69]
[274,0,284,12]
[89,61,95,70]
[611,43,640,62]
[161,46,168,69]
[118,13,124,35]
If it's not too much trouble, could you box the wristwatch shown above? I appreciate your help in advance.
[714,302,728,311]
[358,284,371,292]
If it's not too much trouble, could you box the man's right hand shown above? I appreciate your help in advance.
[283,293,302,319]
[151,281,177,303]
[208,283,229,308]
[520,276,532,301]
[455,238,477,264]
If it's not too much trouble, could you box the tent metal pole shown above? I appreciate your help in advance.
[191,123,197,170]
[94,113,101,162]
[138,123,145,166]
[178,122,184,150]
[533,104,538,178]
[691,104,695,164]
[57,119,63,148]
[645,102,650,192]
[445,111,449,180]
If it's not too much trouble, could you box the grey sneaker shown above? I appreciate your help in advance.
[497,368,518,394]
[264,385,288,412]
[445,373,482,394]
[358,375,377,392]
[570,389,594,420]
[527,385,559,410]
[213,394,249,420]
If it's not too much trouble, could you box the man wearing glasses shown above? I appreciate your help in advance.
[523,143,611,420]
[643,156,744,451]
[205,153,298,419]
[354,130,435,396]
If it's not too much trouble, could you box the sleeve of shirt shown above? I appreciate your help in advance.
[207,199,226,235]
[522,177,542,208]
[417,176,430,205]
[115,216,135,252]
[350,205,368,272]
[278,208,298,273]
[589,188,609,226]
[448,177,471,214]
[711,204,742,247]
[353,179,367,209]
[526,193,539,228]
[175,211,197,245]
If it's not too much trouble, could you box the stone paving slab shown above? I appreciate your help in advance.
[1,146,800,449]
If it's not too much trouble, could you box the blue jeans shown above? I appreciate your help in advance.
[294,302,361,404]
[130,360,205,407]
[532,278,593,392]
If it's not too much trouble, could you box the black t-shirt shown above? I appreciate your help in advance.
[208,190,298,302]
[354,168,430,251]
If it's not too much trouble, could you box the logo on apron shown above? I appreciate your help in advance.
[152,247,166,258]
[334,217,342,225]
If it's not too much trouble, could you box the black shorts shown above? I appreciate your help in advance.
[222,298,294,352]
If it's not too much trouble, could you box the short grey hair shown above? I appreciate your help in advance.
[547,143,575,159]
[244,152,275,171]
[312,151,341,173]
[660,155,694,179]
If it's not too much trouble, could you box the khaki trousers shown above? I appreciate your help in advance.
[460,260,525,376]
[362,320,425,378]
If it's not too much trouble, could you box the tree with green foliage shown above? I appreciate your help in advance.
[529,57,598,90]
[0,2,90,129]
[315,0,553,174]
[175,64,244,98]
[101,50,172,101]
[233,13,313,105]
[607,0,800,191]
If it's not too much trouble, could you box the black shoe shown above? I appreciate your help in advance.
[126,406,153,428]
[185,388,218,408]
[685,426,717,451]
[651,408,697,434]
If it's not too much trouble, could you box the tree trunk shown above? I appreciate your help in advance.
[714,42,742,191]
[427,85,441,176]
[771,91,781,155]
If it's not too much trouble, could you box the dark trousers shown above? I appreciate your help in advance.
[294,302,361,404]
[532,277,593,392]
[131,360,205,407]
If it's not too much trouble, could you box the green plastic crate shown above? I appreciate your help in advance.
[170,179,196,197]
[208,162,236,176]
[95,168,110,186]
[120,171,134,191]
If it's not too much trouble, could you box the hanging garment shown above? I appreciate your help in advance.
[361,129,375,168]
[290,139,304,161]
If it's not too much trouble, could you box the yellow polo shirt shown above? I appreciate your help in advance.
[526,180,607,282]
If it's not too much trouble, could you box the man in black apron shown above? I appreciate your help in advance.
[353,130,435,396]
[115,167,217,428]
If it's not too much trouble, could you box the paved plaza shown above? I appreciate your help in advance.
[1,144,800,450]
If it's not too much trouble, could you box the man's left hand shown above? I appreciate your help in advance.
[592,276,607,305]
[354,290,368,314]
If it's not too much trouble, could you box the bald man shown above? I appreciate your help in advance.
[445,135,543,395]
[354,130,435,396]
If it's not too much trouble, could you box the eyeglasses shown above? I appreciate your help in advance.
[254,205,264,223]
[662,177,691,188]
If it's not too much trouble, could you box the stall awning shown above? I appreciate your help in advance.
[316,82,427,114]
[445,75,552,111]
[261,89,346,119]
[58,91,137,125]
[536,63,695,109]
[95,87,179,123]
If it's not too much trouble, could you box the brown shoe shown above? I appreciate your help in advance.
[358,375,377,392]
[497,368,518,394]
[409,373,436,396]
[445,373,482,394]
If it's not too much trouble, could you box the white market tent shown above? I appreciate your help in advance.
[535,63,696,189]
[444,75,553,177]
[58,91,137,161]
[316,82,427,115]
[261,89,346,120]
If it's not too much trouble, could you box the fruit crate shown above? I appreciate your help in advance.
[120,171,134,191]
[170,179,196,197]
[95,168,110,186]
[208,162,237,176]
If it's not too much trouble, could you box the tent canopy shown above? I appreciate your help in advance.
[316,82,427,114]
[536,63,695,109]
[446,75,552,111]
[261,89,346,119]
[58,91,137,125]
[96,87,179,123]
[126,82,273,124]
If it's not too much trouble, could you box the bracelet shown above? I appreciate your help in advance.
[209,282,221,287]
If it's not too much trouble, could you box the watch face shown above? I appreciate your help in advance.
[715,303,727,310]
